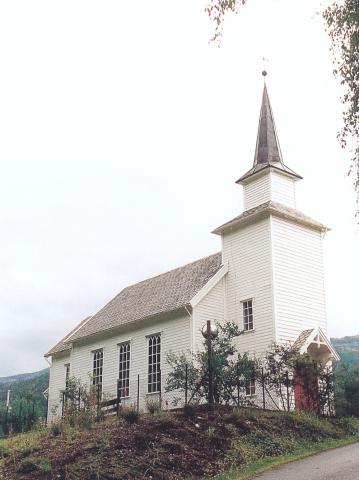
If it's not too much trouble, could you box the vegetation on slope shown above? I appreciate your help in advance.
[332,335,359,367]
[1,406,359,480]
[0,369,49,437]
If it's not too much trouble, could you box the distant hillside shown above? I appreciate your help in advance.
[331,335,359,367]
[0,368,49,385]
[0,368,49,415]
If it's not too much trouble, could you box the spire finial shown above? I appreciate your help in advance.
[262,57,268,82]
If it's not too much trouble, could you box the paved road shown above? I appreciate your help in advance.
[253,443,359,480]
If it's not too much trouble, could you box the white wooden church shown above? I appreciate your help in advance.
[45,82,339,420]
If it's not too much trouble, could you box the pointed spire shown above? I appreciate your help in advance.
[236,75,302,184]
[254,83,283,166]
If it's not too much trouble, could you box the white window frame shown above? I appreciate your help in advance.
[242,299,254,331]
[148,334,161,394]
[245,378,256,397]
[92,349,104,395]
[118,342,131,398]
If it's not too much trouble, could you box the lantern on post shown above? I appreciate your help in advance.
[201,320,218,405]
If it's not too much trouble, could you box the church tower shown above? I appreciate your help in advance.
[213,77,338,363]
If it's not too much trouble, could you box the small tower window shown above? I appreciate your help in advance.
[242,299,254,331]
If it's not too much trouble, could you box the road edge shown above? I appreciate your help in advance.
[213,435,359,480]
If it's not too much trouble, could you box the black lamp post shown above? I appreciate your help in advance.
[201,320,218,405]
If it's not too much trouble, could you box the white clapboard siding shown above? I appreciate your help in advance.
[48,352,70,421]
[222,217,276,356]
[243,173,271,210]
[243,170,297,210]
[193,278,225,351]
[67,311,191,412]
[270,171,296,208]
[271,216,327,344]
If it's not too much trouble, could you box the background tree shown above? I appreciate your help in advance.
[206,0,359,208]
[324,1,359,205]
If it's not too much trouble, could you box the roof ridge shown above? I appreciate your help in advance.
[121,252,221,292]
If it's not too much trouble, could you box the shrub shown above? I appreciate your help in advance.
[183,404,196,419]
[121,407,139,424]
[0,445,10,458]
[244,431,294,458]
[20,446,40,458]
[50,421,62,437]
[16,456,51,474]
[154,414,178,431]
[146,398,161,415]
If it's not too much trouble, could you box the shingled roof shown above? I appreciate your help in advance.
[292,329,314,352]
[59,252,223,345]
[45,316,92,357]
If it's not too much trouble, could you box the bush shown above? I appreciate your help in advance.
[244,431,295,458]
[183,404,196,419]
[50,422,62,437]
[19,446,40,458]
[146,398,161,415]
[121,407,139,424]
[16,456,51,474]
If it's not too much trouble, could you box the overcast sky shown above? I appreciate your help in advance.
[0,0,358,377]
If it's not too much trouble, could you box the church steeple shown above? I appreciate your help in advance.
[236,78,302,184]
[254,83,283,165]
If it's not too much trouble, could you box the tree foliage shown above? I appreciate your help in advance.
[334,362,359,416]
[206,0,247,43]
[165,322,256,405]
[166,323,335,415]
[324,1,359,201]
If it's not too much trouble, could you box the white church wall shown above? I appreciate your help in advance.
[192,277,225,351]
[243,172,271,210]
[243,170,297,211]
[270,171,296,208]
[222,217,276,357]
[271,215,327,344]
[65,311,191,412]
[47,351,71,422]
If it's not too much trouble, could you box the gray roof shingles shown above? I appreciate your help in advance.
[292,329,314,351]
[212,201,328,235]
[57,252,222,346]
[45,316,92,357]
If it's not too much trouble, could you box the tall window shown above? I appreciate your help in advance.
[119,342,130,398]
[148,334,161,393]
[65,363,70,387]
[245,378,256,396]
[242,299,254,331]
[93,349,104,394]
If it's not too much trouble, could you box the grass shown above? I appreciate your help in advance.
[1,407,359,480]
[209,434,359,480]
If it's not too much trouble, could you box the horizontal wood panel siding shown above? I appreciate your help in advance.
[222,217,275,356]
[270,171,296,208]
[48,352,70,422]
[69,313,190,411]
[243,173,271,210]
[193,279,225,351]
[271,216,327,344]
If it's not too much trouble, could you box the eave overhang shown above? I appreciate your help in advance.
[212,201,329,236]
